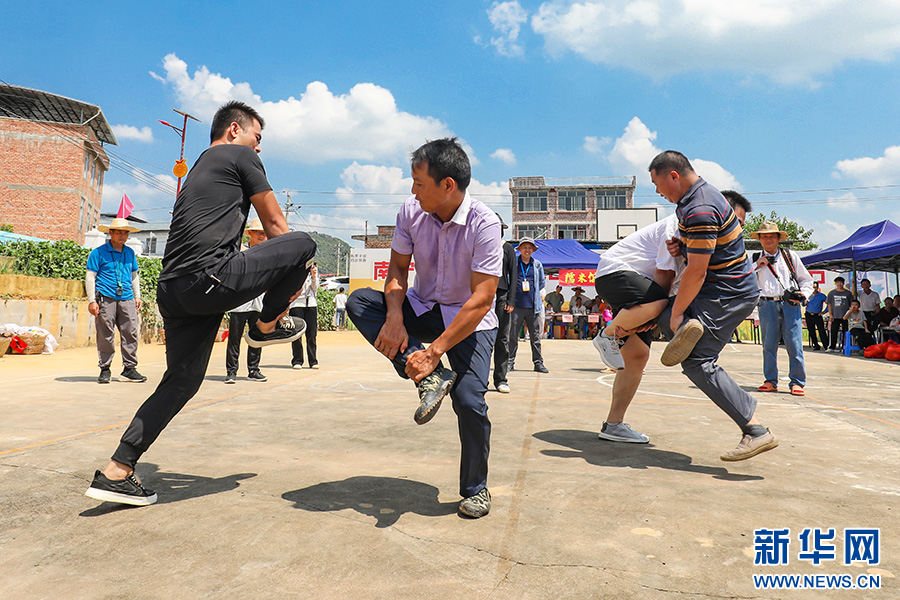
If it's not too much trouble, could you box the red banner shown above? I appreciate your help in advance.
[558,269,595,286]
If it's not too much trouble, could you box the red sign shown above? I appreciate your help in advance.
[559,269,596,286]
[373,261,415,281]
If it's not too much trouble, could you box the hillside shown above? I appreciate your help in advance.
[305,231,352,277]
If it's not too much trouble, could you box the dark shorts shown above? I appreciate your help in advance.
[595,270,669,348]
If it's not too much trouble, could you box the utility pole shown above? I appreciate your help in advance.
[282,190,300,231]
[336,246,341,276]
[158,108,201,197]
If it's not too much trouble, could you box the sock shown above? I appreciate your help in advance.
[742,424,768,438]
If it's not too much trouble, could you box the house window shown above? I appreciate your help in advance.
[557,224,589,240]
[596,189,628,209]
[558,189,587,212]
[78,197,86,231]
[517,191,548,212]
[84,152,91,179]
[516,224,548,240]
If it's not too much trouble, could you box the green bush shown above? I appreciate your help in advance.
[316,288,336,331]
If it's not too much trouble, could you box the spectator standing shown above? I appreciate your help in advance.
[290,262,320,369]
[545,285,564,314]
[509,238,548,373]
[224,218,268,383]
[805,281,829,351]
[858,278,881,333]
[333,287,348,330]
[827,277,854,352]
[751,222,814,396]
[491,218,516,394]
[86,218,146,384]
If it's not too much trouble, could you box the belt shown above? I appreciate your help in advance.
[760,296,782,302]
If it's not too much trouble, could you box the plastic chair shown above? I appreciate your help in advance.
[843,331,860,356]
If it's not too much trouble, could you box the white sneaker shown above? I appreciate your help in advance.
[592,332,625,370]
[496,382,511,394]
[598,421,650,443]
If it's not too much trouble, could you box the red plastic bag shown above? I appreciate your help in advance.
[865,342,888,359]
[885,345,900,362]
[8,335,26,354]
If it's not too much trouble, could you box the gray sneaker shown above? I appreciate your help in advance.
[598,421,650,443]
[593,332,625,370]
[459,488,491,518]
[661,318,704,367]
[414,365,456,425]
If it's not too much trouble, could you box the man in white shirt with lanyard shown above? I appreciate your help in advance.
[752,222,815,396]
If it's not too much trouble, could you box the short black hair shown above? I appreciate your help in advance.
[410,137,471,192]
[834,276,845,283]
[210,101,265,143]
[861,278,871,284]
[339,287,344,292]
[648,150,694,176]
[721,190,752,213]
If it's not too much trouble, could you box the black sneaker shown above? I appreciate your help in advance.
[98,367,111,384]
[247,370,268,382]
[224,373,237,384]
[120,367,147,382]
[414,365,456,425]
[244,316,306,348]
[534,364,549,373]
[84,470,157,506]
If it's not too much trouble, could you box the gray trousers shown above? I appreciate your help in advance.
[509,307,544,367]
[657,293,759,430]
[96,297,139,369]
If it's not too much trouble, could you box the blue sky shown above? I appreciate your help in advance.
[4,1,900,248]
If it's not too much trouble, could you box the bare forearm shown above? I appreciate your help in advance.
[673,266,705,317]
[431,294,493,356]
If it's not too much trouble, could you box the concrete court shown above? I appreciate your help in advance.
[1,331,898,599]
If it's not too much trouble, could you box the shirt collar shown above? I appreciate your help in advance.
[105,241,123,254]
[447,192,472,226]
[677,177,706,208]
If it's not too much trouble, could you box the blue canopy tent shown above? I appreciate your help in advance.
[523,239,600,269]
[802,220,900,292]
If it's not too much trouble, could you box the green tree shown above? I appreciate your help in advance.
[0,223,13,233]
[743,211,818,250]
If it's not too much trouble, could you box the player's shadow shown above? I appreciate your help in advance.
[80,464,256,516]
[282,476,459,528]
[533,429,762,482]
[56,376,105,383]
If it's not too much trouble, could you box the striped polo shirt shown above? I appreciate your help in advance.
[676,178,758,298]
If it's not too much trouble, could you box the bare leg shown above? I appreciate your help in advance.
[102,460,132,479]
[606,335,650,423]
[256,308,291,333]
[603,299,668,338]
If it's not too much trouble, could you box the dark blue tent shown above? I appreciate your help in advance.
[802,220,900,273]
[520,239,600,269]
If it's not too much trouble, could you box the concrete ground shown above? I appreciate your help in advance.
[1,332,898,599]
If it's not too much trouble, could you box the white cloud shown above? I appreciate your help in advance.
[151,53,457,164]
[488,1,529,57]
[604,117,741,190]
[583,135,610,154]
[491,148,517,164]
[529,1,900,84]
[813,219,851,248]
[833,145,900,186]
[111,125,154,143]
[826,191,861,212]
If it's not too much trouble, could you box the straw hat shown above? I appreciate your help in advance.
[245,217,265,232]
[98,218,140,233]
[750,222,788,241]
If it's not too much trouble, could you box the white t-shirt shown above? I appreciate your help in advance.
[334,293,347,310]
[859,289,881,312]
[595,214,680,280]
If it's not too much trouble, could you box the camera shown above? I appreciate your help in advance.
[766,255,776,265]
[782,289,806,303]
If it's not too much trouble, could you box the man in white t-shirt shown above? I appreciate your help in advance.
[858,278,881,333]
[590,214,683,443]
[333,287,348,330]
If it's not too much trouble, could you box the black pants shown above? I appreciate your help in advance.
[492,293,512,387]
[850,327,875,349]
[289,305,318,366]
[111,232,317,468]
[805,312,828,349]
[829,318,848,350]
[225,311,261,375]
[346,287,494,498]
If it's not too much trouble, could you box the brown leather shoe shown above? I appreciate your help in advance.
[721,430,779,461]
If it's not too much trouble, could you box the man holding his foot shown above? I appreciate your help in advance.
[649,151,777,461]
[86,101,316,506]
[347,138,501,518]
[86,219,147,384]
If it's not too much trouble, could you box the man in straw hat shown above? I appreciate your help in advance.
[649,150,777,461]
[87,218,146,384]
[509,237,548,373]
[223,218,268,383]
[751,221,814,396]
[86,101,316,506]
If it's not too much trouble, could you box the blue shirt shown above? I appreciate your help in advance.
[515,258,536,309]
[806,291,827,314]
[87,241,139,300]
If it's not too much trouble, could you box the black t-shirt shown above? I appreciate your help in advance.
[160,144,272,281]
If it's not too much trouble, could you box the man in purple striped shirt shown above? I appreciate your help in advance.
[347,138,502,518]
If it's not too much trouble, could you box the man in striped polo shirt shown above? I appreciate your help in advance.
[648,150,778,462]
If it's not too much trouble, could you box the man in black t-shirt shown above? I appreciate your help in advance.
[86,101,317,506]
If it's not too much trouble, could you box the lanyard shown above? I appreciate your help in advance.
[520,260,532,279]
